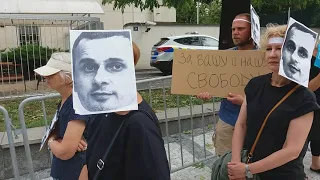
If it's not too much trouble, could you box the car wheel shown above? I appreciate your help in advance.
[160,69,171,75]
[168,60,173,75]
[159,60,173,75]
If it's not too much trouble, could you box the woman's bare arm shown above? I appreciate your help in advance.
[79,165,88,180]
[49,120,86,160]
[309,73,320,91]
[231,97,248,162]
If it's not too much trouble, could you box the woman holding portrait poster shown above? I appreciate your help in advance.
[227,24,320,180]
[79,42,170,180]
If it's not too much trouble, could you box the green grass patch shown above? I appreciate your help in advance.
[0,88,221,131]
[192,162,205,169]
[205,143,213,149]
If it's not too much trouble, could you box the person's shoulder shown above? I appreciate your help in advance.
[245,73,270,97]
[126,101,158,128]
[247,73,270,86]
[289,85,320,120]
[294,85,317,102]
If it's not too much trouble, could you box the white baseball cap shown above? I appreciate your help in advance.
[34,52,71,76]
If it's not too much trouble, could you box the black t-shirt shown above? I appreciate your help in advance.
[51,95,93,180]
[244,73,320,180]
[86,99,170,180]
[309,56,320,102]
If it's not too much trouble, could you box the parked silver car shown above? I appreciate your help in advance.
[150,34,219,74]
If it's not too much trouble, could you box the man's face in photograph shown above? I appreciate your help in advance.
[251,14,259,41]
[73,35,135,112]
[282,26,314,82]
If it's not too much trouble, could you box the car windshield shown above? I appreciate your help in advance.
[154,38,169,46]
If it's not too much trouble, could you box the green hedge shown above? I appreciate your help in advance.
[0,45,68,79]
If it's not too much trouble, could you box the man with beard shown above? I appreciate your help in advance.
[198,13,256,156]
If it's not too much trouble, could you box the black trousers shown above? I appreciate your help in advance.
[309,111,320,156]
[310,139,320,156]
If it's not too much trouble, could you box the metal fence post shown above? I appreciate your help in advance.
[18,93,60,180]
[0,105,20,179]
[0,14,102,100]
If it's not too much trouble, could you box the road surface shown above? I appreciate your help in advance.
[136,69,172,90]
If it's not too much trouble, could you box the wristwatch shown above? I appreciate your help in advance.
[47,138,55,150]
[245,164,253,178]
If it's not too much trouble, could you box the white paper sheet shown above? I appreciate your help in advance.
[70,30,138,115]
[279,17,318,87]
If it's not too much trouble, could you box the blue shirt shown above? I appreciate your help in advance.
[218,46,256,126]
[51,95,93,180]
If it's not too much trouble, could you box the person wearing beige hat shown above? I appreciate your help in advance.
[34,52,94,180]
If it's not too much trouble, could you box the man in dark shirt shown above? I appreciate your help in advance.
[308,44,320,173]
[198,13,256,156]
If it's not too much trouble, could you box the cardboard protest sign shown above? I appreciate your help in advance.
[250,5,260,48]
[70,30,138,115]
[39,112,58,151]
[279,17,318,87]
[171,49,270,97]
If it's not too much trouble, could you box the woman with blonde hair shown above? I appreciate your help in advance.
[227,24,320,179]
[34,52,94,180]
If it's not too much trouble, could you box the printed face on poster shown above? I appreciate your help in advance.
[250,5,260,48]
[39,112,58,151]
[279,17,318,87]
[70,30,138,115]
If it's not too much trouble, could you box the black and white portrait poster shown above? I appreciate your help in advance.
[39,112,58,151]
[70,30,138,115]
[279,17,318,87]
[250,5,260,48]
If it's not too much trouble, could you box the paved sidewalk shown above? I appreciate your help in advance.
[8,128,320,180]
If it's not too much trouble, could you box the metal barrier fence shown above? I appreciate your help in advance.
[18,93,60,180]
[0,105,20,180]
[14,76,218,179]
[0,14,102,100]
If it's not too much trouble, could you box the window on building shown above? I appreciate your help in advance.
[19,26,40,45]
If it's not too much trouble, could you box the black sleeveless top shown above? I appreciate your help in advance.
[244,73,320,180]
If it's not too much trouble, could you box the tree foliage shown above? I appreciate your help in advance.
[251,0,320,26]
[252,0,320,12]
[176,1,221,24]
[102,0,216,11]
[101,0,320,27]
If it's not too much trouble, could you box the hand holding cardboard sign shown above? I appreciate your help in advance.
[226,93,244,105]
[197,92,212,101]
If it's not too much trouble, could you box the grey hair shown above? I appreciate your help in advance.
[59,70,73,86]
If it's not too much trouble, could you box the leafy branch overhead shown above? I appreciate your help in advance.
[102,0,216,11]
[101,0,320,26]
[102,0,320,12]
[252,0,320,12]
